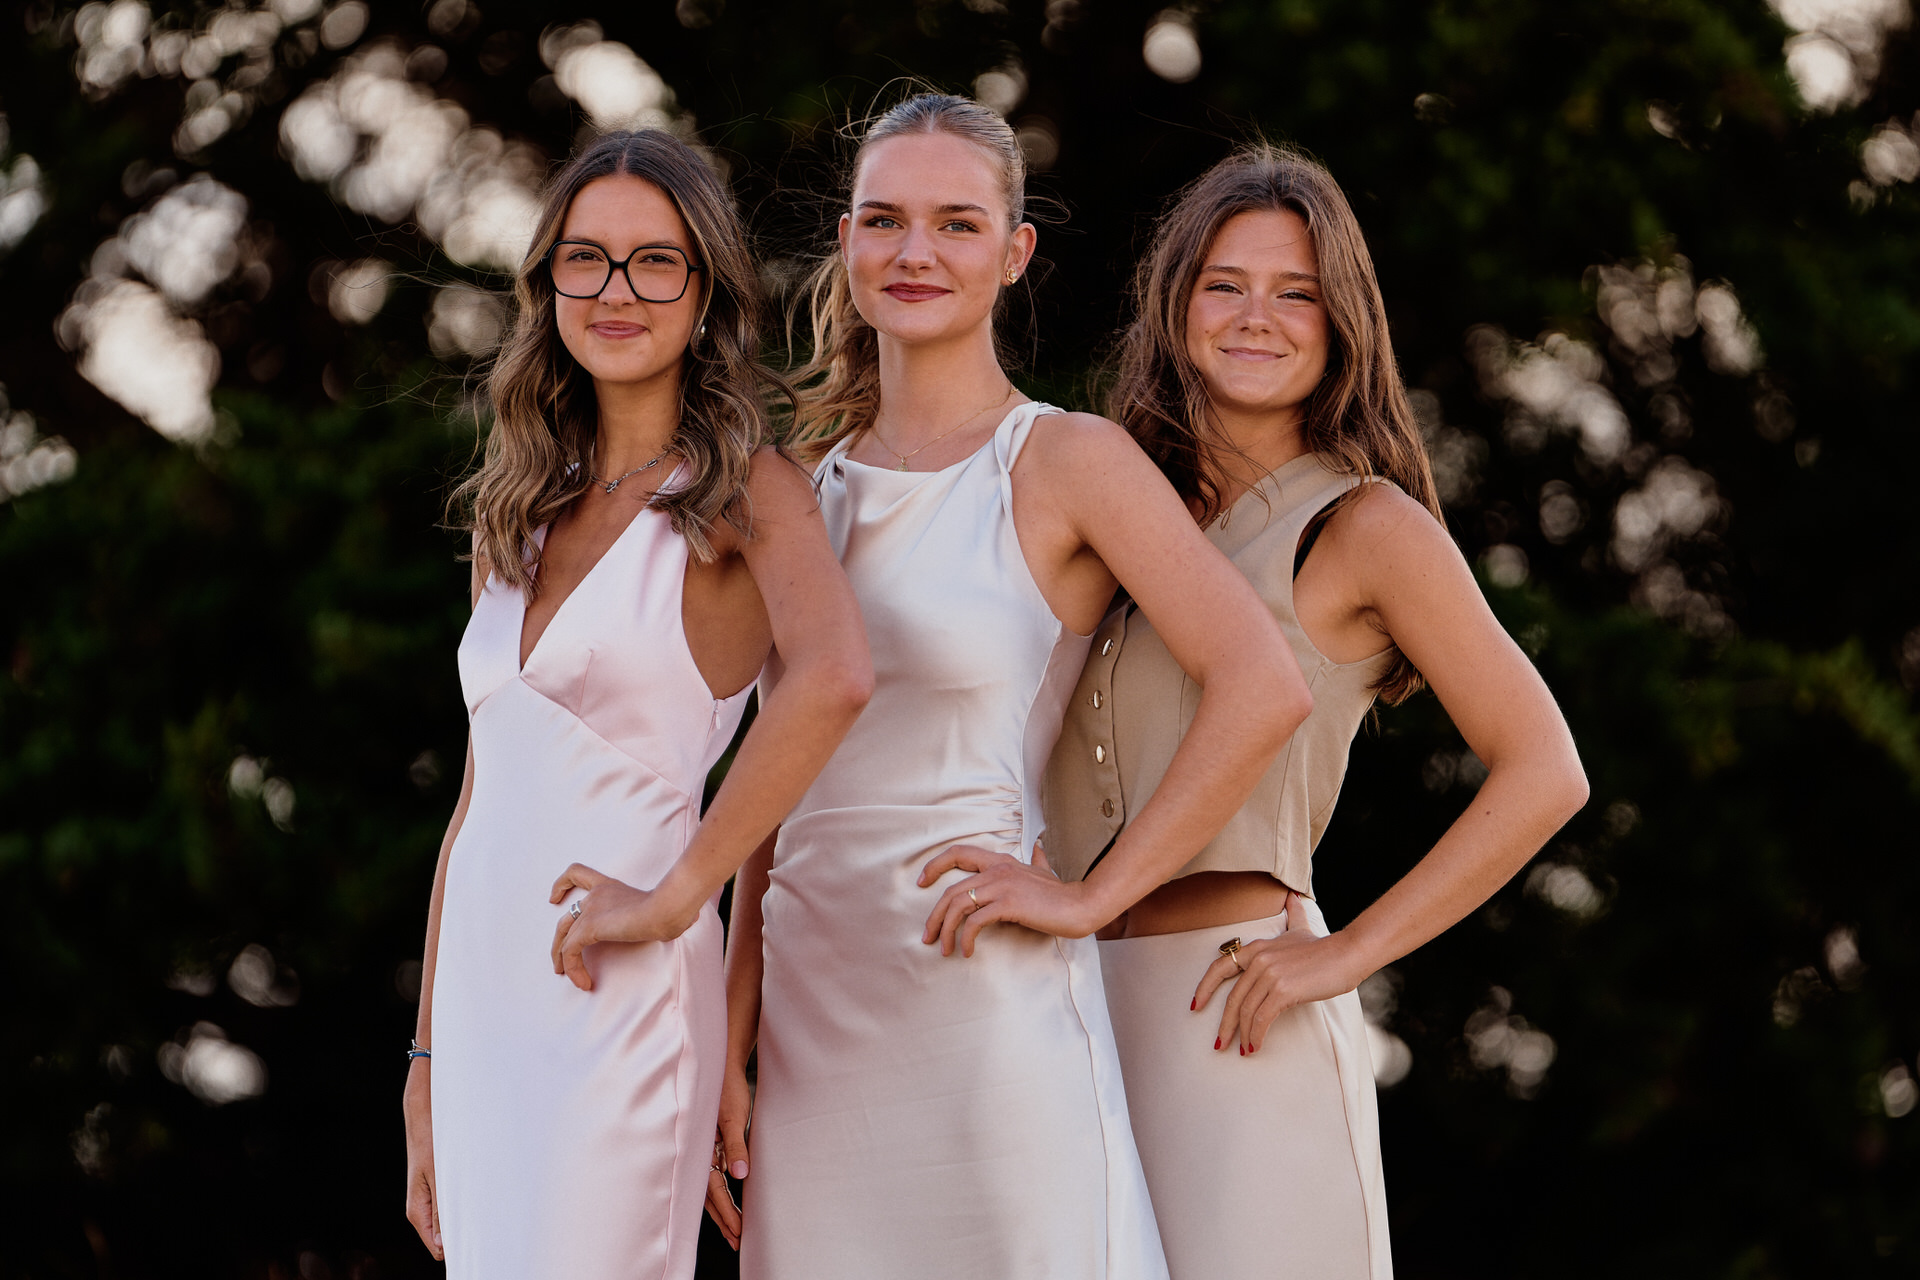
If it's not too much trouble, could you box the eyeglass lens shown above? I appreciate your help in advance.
[549,243,692,302]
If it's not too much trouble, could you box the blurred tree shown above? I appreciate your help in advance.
[1,0,1915,1275]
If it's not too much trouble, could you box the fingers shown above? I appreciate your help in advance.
[551,912,594,991]
[548,862,606,904]
[956,899,1006,958]
[1191,954,1240,1013]
[705,1168,742,1248]
[406,1167,445,1260]
[916,844,991,888]
[1242,986,1288,1055]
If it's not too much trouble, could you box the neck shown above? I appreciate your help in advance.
[591,366,682,474]
[1207,402,1310,509]
[872,326,1011,448]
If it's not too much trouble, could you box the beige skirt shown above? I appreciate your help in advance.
[1098,900,1391,1279]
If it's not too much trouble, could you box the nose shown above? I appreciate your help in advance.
[1234,290,1276,331]
[894,225,936,269]
[598,263,639,304]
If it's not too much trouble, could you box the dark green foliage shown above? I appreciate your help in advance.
[2,0,1915,1275]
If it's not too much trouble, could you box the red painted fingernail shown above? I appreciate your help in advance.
[1214,1037,1221,1050]
[1190,998,1196,1011]
[1240,1045,1246,1056]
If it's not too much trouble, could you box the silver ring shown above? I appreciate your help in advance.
[569,900,583,920]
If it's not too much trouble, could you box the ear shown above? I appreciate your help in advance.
[836,212,852,259]
[1006,221,1038,281]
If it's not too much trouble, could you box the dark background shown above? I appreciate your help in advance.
[3,0,1917,1276]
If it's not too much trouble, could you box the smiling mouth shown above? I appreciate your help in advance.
[1221,347,1285,360]
[589,322,647,338]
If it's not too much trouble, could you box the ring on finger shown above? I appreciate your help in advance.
[967,889,980,907]
[569,899,583,920]
[1218,936,1244,971]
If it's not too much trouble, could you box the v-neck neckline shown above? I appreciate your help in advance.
[515,491,660,676]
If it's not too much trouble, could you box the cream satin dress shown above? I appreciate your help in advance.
[742,403,1168,1280]
[433,477,752,1280]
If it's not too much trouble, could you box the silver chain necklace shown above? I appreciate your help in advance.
[589,449,669,494]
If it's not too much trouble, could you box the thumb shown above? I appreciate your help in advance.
[720,1119,750,1179]
[1030,842,1054,877]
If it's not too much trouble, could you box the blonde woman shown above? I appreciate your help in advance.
[1043,145,1590,1278]
[401,130,870,1279]
[704,95,1312,1279]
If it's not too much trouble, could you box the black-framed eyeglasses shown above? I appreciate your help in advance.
[545,240,703,303]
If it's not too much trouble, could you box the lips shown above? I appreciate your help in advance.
[1221,347,1285,360]
[589,321,646,338]
[882,283,950,301]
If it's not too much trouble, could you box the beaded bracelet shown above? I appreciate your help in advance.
[407,1038,431,1062]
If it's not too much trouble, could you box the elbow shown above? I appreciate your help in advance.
[1559,755,1591,824]
[827,653,875,722]
[1253,671,1312,753]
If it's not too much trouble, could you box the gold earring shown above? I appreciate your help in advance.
[1005,269,1019,286]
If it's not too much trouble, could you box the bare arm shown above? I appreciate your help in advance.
[1197,486,1589,1051]
[703,824,775,1248]
[403,557,487,1260]
[551,451,871,986]
[922,415,1311,953]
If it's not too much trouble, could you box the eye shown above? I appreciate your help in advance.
[1280,289,1319,303]
[634,250,680,266]
[940,219,980,233]
[864,215,901,229]
[1203,280,1242,294]
[564,246,606,263]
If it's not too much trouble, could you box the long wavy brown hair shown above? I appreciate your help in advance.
[1108,143,1443,704]
[790,92,1027,462]
[449,130,789,590]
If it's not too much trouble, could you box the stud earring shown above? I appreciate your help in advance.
[1004,269,1019,286]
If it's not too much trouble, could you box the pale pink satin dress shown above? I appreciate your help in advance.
[742,404,1169,1280]
[433,479,751,1280]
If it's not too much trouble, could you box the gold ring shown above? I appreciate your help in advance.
[1218,937,1244,971]
[967,889,980,906]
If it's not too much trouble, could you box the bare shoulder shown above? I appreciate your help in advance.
[1324,480,1456,567]
[1017,408,1141,469]
[705,446,821,556]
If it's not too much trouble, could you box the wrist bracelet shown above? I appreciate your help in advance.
[407,1038,431,1062]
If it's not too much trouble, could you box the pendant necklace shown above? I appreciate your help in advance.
[874,381,1015,471]
[590,448,669,494]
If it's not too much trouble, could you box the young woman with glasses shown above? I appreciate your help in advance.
[402,129,871,1279]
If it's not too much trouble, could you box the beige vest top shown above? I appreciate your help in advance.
[1043,453,1396,896]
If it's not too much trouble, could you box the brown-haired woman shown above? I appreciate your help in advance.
[704,96,1312,1278]
[401,129,871,1279]
[1043,145,1590,1277]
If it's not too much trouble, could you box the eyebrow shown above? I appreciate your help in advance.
[856,200,993,216]
[1200,265,1322,283]
[556,237,689,252]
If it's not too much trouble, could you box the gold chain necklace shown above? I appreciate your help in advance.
[872,381,1015,471]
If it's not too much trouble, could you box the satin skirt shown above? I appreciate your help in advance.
[743,803,1169,1280]
[1097,900,1392,1280]
[432,680,727,1280]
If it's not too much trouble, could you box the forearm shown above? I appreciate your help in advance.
[1336,748,1588,980]
[414,741,476,1047]
[1083,669,1308,926]
[723,830,774,1071]
[650,659,866,924]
